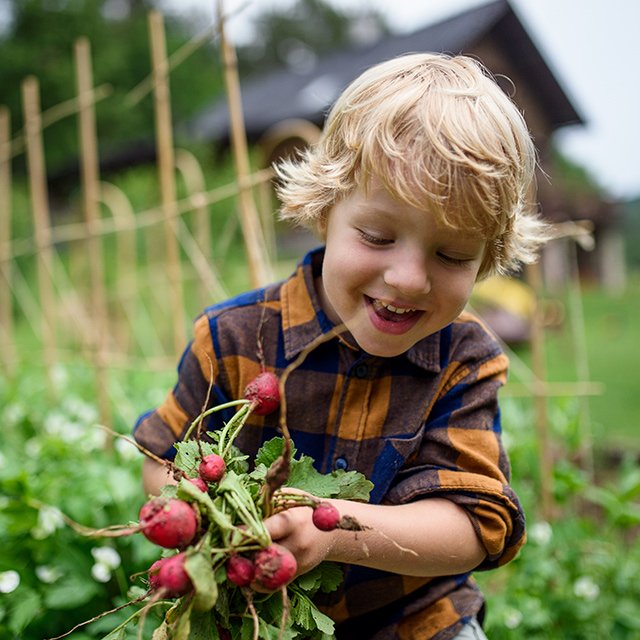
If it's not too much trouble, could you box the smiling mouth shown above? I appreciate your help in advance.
[368,297,421,324]
[372,299,416,315]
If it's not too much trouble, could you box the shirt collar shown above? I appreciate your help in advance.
[280,247,442,373]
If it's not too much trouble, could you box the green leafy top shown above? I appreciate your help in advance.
[252,437,373,502]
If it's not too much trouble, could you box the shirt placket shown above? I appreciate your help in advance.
[327,354,377,474]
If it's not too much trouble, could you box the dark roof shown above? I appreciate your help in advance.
[187,0,583,143]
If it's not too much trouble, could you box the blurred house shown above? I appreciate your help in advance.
[187,0,624,311]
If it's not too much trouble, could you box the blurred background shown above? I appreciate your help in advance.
[1,1,639,638]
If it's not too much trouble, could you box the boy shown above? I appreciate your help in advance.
[135,53,549,639]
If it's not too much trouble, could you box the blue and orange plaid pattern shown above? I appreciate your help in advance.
[134,247,525,639]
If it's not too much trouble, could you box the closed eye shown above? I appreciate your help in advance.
[357,229,393,246]
[437,252,473,266]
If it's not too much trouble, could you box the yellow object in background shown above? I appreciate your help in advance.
[472,276,536,320]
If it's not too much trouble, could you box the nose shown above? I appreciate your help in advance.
[382,250,431,296]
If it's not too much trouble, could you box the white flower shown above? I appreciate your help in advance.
[529,521,553,546]
[35,565,63,584]
[91,546,121,570]
[31,505,65,539]
[72,398,98,424]
[79,427,107,453]
[59,421,86,444]
[51,364,69,391]
[90,546,121,583]
[574,576,600,601]
[115,436,138,460]
[91,563,112,583]
[0,570,20,593]
[504,607,523,629]
[44,412,68,437]
[2,402,26,426]
[25,437,42,458]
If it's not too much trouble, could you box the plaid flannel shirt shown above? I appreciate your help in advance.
[134,247,526,640]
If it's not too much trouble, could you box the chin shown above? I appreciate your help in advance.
[353,335,410,358]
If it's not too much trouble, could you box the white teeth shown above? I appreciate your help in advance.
[374,300,416,314]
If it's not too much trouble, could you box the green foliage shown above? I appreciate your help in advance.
[539,272,640,446]
[252,437,373,501]
[548,146,603,198]
[0,366,373,639]
[0,0,223,175]
[1,362,638,639]
[474,396,640,638]
[621,197,640,267]
[477,514,640,639]
[0,364,159,640]
[237,0,389,74]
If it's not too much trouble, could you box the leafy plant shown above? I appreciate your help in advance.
[476,397,640,639]
[2,366,639,639]
[0,366,158,640]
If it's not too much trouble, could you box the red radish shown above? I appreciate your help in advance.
[187,476,208,492]
[147,557,169,591]
[244,371,281,416]
[253,543,297,591]
[198,453,226,483]
[226,554,255,587]
[312,502,341,531]
[139,498,199,549]
[157,552,192,597]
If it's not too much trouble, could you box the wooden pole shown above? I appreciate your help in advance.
[98,181,138,353]
[22,76,57,388]
[75,37,113,434]
[217,0,273,288]
[526,261,555,520]
[566,239,595,479]
[175,148,212,308]
[0,106,16,373]
[149,10,185,357]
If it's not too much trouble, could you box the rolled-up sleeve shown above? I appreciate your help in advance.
[384,340,525,569]
[133,312,222,459]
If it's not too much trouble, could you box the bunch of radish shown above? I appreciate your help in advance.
[49,370,373,640]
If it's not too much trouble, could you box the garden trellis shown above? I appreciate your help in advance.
[0,2,601,521]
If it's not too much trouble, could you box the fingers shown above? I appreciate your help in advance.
[264,506,309,541]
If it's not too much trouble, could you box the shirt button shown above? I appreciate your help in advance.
[334,457,348,471]
[354,364,368,378]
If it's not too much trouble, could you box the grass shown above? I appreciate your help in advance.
[517,271,640,452]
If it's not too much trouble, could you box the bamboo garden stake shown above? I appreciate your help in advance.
[0,106,15,373]
[526,261,555,521]
[21,76,57,391]
[75,36,113,436]
[217,0,273,288]
[98,181,139,354]
[149,10,185,357]
[175,148,214,309]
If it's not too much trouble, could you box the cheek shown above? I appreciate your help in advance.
[328,247,378,289]
[435,270,477,309]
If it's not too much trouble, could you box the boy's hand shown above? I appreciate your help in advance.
[264,497,338,576]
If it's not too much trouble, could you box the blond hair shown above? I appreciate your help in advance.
[275,52,549,278]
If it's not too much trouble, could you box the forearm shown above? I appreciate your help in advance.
[142,457,177,496]
[141,458,486,577]
[324,497,486,576]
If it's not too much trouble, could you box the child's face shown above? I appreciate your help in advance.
[318,179,486,357]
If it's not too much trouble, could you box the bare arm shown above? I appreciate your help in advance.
[265,496,486,577]
[141,457,177,496]
[141,459,486,576]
